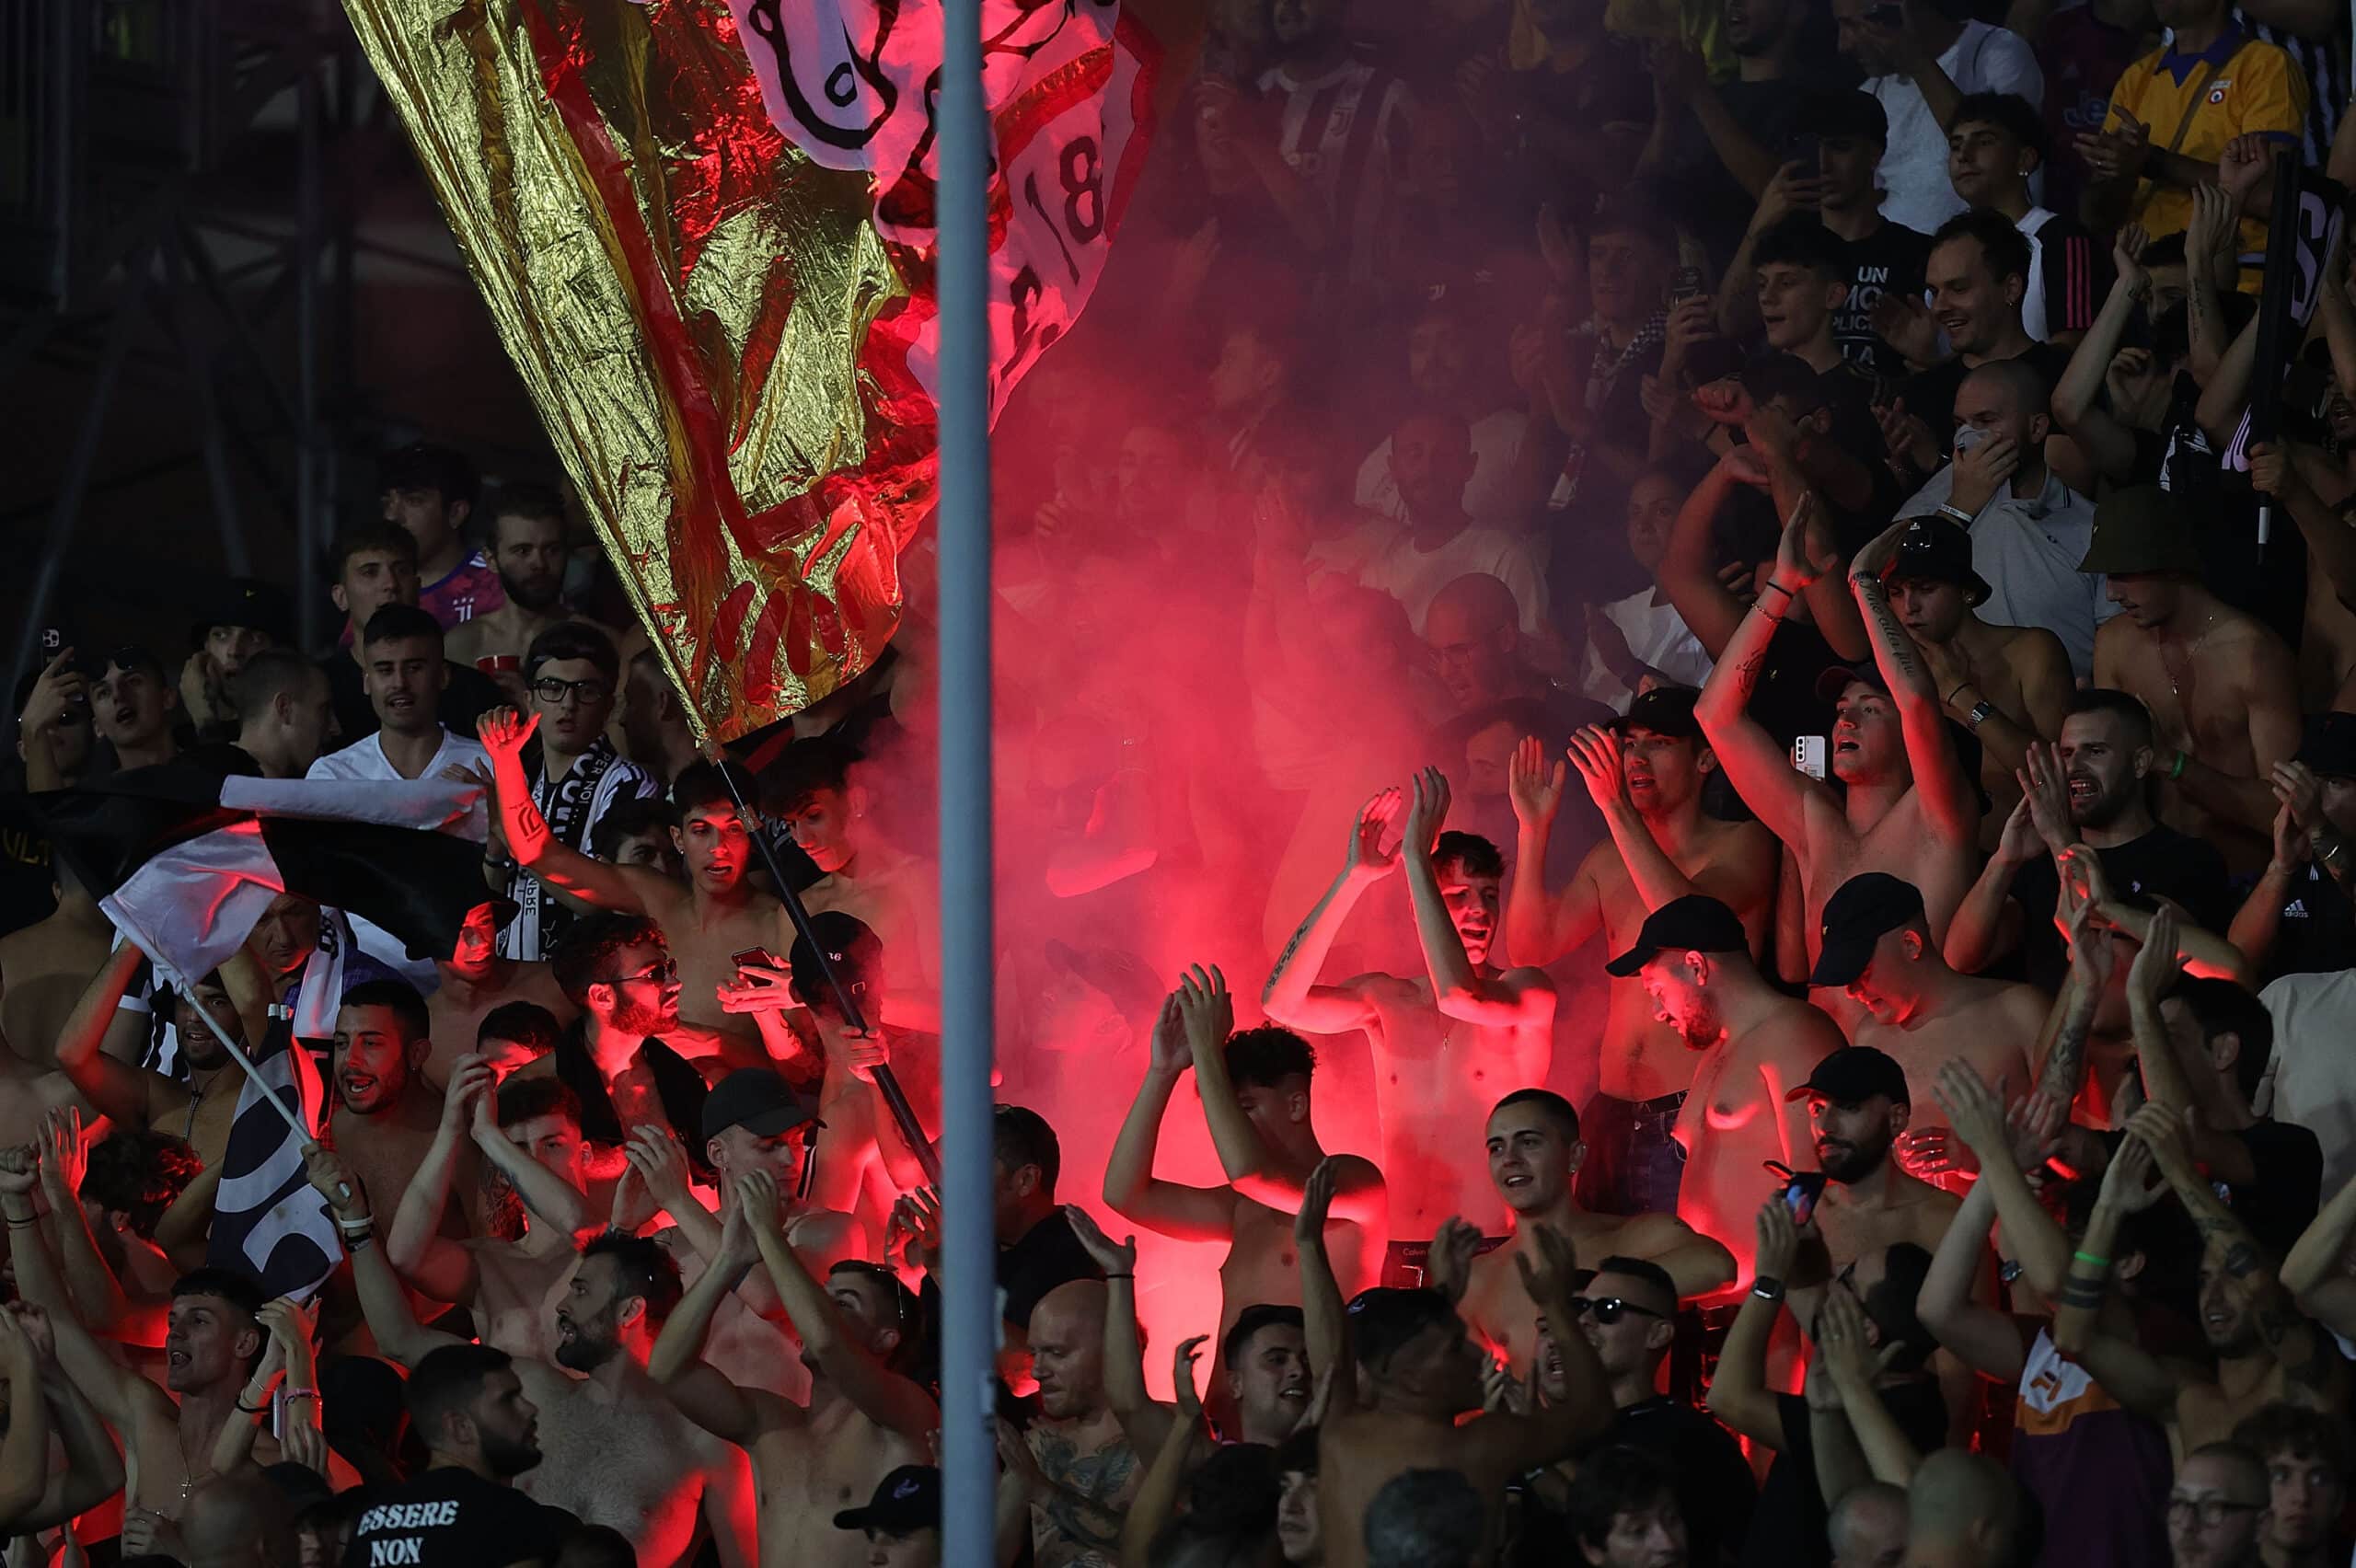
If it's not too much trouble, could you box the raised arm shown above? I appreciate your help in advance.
[2050,1135,2183,1421]
[1065,1205,1177,1456]
[468,1072,588,1238]
[1294,1159,1357,1412]
[386,1061,489,1305]
[1693,497,1831,848]
[1178,967,1386,1228]
[1101,994,1246,1244]
[2282,1166,2356,1337]
[0,1311,51,1529]
[0,1148,149,1433]
[1462,1226,1612,1476]
[1402,769,1555,1032]
[304,1146,463,1368]
[1260,790,1397,1035]
[34,1108,165,1345]
[1915,1179,2024,1380]
[207,1297,317,1479]
[1814,1290,1921,1487]
[741,1172,937,1441]
[1848,525,1976,843]
[1934,1062,2071,1299]
[7,1306,126,1531]
[476,708,660,914]
[645,1205,768,1447]
[53,943,169,1130]
[2249,444,2356,614]
[1658,454,1762,659]
[1507,741,1602,967]
[1118,1335,1212,1568]
[1705,1201,1797,1449]
[2050,228,2155,486]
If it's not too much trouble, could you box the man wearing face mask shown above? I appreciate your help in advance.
[1896,360,2108,679]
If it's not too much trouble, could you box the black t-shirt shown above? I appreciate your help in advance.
[999,1209,1107,1332]
[1827,222,1934,381]
[1901,340,2076,437]
[2008,827,2235,991]
[1739,1384,1947,1568]
[1602,1397,1757,1568]
[2223,1120,2324,1265]
[2256,862,2356,982]
[2027,210,2113,339]
[343,1468,578,1568]
[329,652,503,748]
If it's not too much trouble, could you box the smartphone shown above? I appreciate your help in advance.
[39,628,61,659]
[1792,735,1828,779]
[1670,265,1706,303]
[731,946,783,971]
[1786,131,1821,171]
[1782,1170,1830,1227]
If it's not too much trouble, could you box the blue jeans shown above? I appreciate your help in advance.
[1575,1090,1689,1216]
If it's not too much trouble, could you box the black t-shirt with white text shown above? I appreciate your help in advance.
[343,1468,577,1568]
[1827,221,1934,380]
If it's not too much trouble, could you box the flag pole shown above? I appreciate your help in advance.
[159,963,313,1143]
[935,0,998,1554]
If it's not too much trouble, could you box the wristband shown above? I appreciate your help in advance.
[1104,1272,1134,1280]
[2072,1250,2110,1269]
[237,1396,268,1414]
[2168,750,2188,780]
[1759,581,1793,603]
[283,1389,318,1403]
[1936,502,1974,525]
[1750,1277,1785,1302]
[1945,681,1972,708]
[483,853,519,873]
[345,1230,375,1252]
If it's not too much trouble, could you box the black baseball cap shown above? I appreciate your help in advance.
[1816,663,1892,704]
[788,911,882,1024]
[1613,686,1703,741]
[1345,1287,1458,1369]
[834,1465,941,1536]
[1604,894,1750,977]
[190,578,296,650]
[1807,873,1926,988]
[699,1067,825,1144]
[1888,517,1992,606]
[2299,711,2356,779]
[1797,88,1890,146]
[1784,1045,1911,1106]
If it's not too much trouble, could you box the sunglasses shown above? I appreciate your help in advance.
[1571,1296,1667,1325]
[615,958,678,986]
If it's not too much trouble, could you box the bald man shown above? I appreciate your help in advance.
[1898,358,2111,679]
[1014,1279,1144,1568]
[1350,410,1546,639]
[1905,1449,2026,1568]
[1830,1482,1909,1568]
[1425,574,1568,719]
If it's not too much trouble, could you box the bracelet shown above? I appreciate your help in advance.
[237,1395,268,1414]
[345,1231,375,1252]
[2169,750,2189,780]
[1936,502,1974,525]
[1759,581,1793,602]
[1104,1272,1134,1280]
[1945,681,1972,708]
[5,1216,37,1230]
[483,853,518,873]
[335,1211,375,1232]
[283,1389,318,1403]
[2072,1250,2110,1269]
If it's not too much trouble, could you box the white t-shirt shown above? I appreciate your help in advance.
[1578,589,1715,708]
[1334,514,1549,636]
[1355,409,1534,534]
[306,729,491,990]
[1870,20,2045,236]
[2261,968,2356,1199]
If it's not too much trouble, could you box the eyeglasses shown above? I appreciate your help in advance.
[2166,1497,2261,1528]
[615,958,677,986]
[1571,1297,1666,1325]
[532,676,613,707]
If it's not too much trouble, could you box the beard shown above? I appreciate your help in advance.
[480,1427,543,1478]
[2071,774,2136,829]
[1819,1130,1892,1183]
[608,994,674,1037]
[500,568,565,613]
[553,1324,619,1372]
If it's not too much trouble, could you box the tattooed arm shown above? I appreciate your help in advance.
[1849,531,1976,843]
[1692,503,1824,849]
[1262,792,1398,1035]
[1024,1426,1138,1563]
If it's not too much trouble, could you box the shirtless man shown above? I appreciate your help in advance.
[626,1069,864,1404]
[3,1157,324,1529]
[1103,966,1384,1350]
[1265,769,1555,1263]
[1505,689,1779,1216]
[445,485,611,698]
[0,858,112,1071]
[54,945,242,1168]
[1807,872,2038,1186]
[482,707,777,1055]
[329,980,471,1249]
[1694,503,1980,1032]
[314,1149,757,1568]
[2084,486,2302,876]
[648,1170,934,1568]
[767,739,941,1032]
[1879,517,2072,846]
[425,899,577,1090]
[1438,1090,1732,1373]
[1788,1046,1965,1297]
[1315,1229,1611,1568]
[2061,1104,2347,1451]
[386,1060,593,1360]
[1610,894,1842,1285]
[1006,1278,1149,1568]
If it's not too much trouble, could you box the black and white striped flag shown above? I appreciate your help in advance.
[208,1022,340,1301]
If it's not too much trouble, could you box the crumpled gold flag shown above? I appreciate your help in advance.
[340,0,1157,741]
